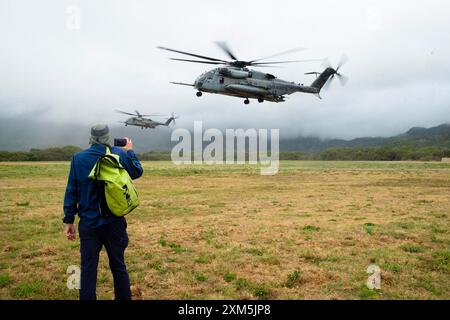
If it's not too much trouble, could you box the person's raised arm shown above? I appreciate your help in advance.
[119,137,143,179]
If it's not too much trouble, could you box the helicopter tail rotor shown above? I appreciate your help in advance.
[165,113,179,126]
[309,55,348,92]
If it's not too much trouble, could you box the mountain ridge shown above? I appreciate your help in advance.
[280,123,450,152]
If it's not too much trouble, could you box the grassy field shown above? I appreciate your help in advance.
[0,161,449,300]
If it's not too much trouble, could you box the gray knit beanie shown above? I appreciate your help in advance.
[89,124,110,146]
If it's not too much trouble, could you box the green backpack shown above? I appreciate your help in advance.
[88,147,139,217]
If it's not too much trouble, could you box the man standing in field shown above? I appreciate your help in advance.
[63,124,143,300]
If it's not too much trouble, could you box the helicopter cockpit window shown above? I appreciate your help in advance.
[206,71,214,80]
[265,73,276,80]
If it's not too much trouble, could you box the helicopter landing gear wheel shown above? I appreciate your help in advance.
[196,91,203,97]
[258,97,264,103]
[244,98,250,105]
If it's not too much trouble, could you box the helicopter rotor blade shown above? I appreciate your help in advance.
[250,47,305,63]
[215,41,238,60]
[252,58,324,65]
[304,72,321,75]
[321,54,349,90]
[337,73,348,86]
[170,58,224,65]
[116,109,165,117]
[115,109,137,116]
[246,65,281,68]
[157,46,227,62]
[322,72,348,90]
[140,114,166,117]
[160,44,320,69]
[322,55,348,70]
[335,55,349,86]
[336,54,348,71]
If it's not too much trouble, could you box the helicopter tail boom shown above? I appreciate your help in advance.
[164,117,175,126]
[310,67,336,92]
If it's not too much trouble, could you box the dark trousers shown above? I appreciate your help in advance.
[78,218,131,300]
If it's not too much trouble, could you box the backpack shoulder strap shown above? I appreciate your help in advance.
[94,156,105,180]
[104,146,124,169]
[92,146,110,180]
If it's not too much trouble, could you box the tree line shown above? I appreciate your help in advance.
[0,146,82,161]
[0,146,449,161]
[281,146,450,161]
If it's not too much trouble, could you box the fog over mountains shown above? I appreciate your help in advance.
[1,113,448,153]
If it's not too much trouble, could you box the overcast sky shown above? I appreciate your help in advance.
[1,0,449,145]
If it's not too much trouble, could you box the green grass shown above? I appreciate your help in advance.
[194,273,208,282]
[244,248,265,256]
[223,272,236,283]
[284,270,301,288]
[11,281,44,298]
[194,253,215,264]
[0,274,12,287]
[0,160,449,299]
[158,234,167,247]
[358,285,380,299]
[235,278,251,290]
[430,250,450,272]
[303,225,320,232]
[363,223,376,235]
[430,211,448,219]
[382,262,401,273]
[168,242,186,254]
[252,285,271,299]
[401,244,424,253]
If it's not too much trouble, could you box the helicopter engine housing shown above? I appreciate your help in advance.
[219,68,250,79]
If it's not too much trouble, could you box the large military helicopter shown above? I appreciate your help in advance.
[116,109,178,129]
[158,42,347,104]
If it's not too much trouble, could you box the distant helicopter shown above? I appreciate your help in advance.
[116,110,178,129]
[158,42,347,104]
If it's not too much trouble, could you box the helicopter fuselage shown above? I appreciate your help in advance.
[193,67,320,103]
[159,44,344,103]
[125,117,160,128]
